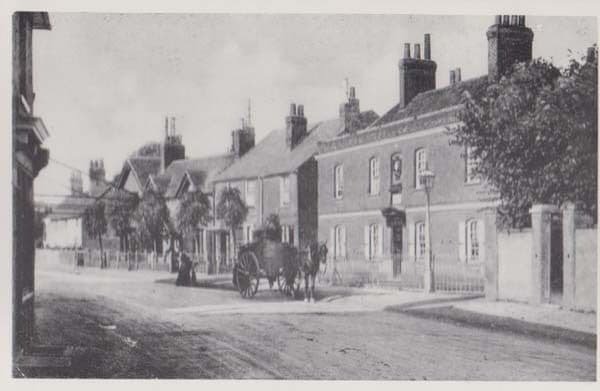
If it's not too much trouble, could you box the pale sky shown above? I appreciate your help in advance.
[32,14,597,200]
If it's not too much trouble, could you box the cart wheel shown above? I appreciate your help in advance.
[277,267,302,298]
[236,251,259,298]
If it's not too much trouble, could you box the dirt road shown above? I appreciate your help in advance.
[24,267,596,380]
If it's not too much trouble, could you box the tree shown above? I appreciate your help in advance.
[176,190,211,252]
[108,190,139,251]
[451,49,597,228]
[216,186,248,262]
[84,201,108,266]
[132,190,170,253]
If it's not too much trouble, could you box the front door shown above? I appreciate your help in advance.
[392,223,403,277]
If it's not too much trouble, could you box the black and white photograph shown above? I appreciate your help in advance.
[9,1,599,383]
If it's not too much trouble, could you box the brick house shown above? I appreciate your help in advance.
[316,16,534,288]
[212,100,378,269]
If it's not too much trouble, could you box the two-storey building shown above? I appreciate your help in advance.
[212,98,378,270]
[316,16,534,287]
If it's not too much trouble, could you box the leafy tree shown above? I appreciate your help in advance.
[132,190,170,253]
[216,186,248,260]
[84,201,108,265]
[451,49,597,228]
[176,190,211,252]
[108,190,139,251]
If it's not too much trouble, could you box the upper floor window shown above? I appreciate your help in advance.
[245,180,256,207]
[416,221,426,259]
[280,176,290,206]
[368,157,380,195]
[415,148,427,189]
[466,146,481,184]
[391,154,402,185]
[334,164,344,199]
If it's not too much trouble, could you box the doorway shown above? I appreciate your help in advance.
[392,223,403,277]
[550,213,563,303]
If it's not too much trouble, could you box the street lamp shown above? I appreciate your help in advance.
[420,169,435,293]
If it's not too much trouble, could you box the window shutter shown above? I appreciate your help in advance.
[364,225,370,259]
[458,221,466,263]
[377,224,384,256]
[477,219,485,263]
[330,227,335,259]
[408,222,415,261]
[341,226,346,258]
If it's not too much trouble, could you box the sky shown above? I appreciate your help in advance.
[31,14,597,201]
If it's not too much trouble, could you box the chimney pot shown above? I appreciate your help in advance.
[414,43,421,59]
[518,15,526,26]
[455,67,461,82]
[349,86,356,99]
[502,15,510,25]
[495,15,502,24]
[290,103,296,116]
[424,34,431,60]
[403,43,411,59]
[449,70,456,85]
[298,104,304,117]
[510,15,518,25]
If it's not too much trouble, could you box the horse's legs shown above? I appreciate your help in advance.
[304,273,309,302]
[310,273,316,303]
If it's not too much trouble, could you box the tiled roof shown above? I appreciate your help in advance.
[213,111,378,182]
[148,173,171,195]
[128,158,162,190]
[371,75,489,127]
[164,154,234,198]
[319,76,490,154]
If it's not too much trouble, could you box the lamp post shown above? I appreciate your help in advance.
[420,169,435,293]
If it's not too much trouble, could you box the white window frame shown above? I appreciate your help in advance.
[415,148,427,189]
[369,157,380,195]
[367,223,382,260]
[245,180,256,207]
[334,164,344,199]
[416,221,426,259]
[466,219,480,262]
[280,176,290,206]
[281,225,294,245]
[466,146,481,184]
[334,225,346,259]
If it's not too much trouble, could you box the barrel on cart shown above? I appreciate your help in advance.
[232,239,302,299]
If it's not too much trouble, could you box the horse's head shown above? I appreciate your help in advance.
[317,241,328,264]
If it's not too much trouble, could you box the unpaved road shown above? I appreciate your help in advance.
[23,266,596,380]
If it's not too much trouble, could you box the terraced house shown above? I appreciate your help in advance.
[316,16,535,290]
[212,98,378,270]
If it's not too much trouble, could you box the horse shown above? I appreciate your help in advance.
[300,241,328,302]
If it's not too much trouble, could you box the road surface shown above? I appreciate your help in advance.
[25,265,596,380]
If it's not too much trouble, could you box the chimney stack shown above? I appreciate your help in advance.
[455,67,461,82]
[398,33,437,107]
[424,33,431,60]
[487,15,534,81]
[449,70,456,85]
[89,159,106,197]
[340,86,361,133]
[286,102,308,149]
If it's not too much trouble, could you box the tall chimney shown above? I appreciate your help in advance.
[487,15,534,81]
[414,44,421,59]
[455,67,461,82]
[398,33,437,107]
[449,70,456,85]
[286,102,307,149]
[165,116,169,137]
[340,86,361,133]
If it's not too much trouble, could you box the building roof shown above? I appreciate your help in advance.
[319,76,490,154]
[164,154,235,198]
[44,195,94,221]
[147,173,171,195]
[213,110,377,182]
[126,157,162,190]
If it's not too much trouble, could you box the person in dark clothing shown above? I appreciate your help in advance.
[175,252,192,286]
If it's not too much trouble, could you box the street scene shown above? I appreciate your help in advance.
[12,11,598,381]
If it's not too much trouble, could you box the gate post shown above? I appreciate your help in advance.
[529,204,558,304]
[562,202,576,309]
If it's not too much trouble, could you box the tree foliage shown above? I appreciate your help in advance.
[451,49,597,228]
[83,201,108,254]
[132,190,170,252]
[176,190,212,246]
[216,186,248,256]
[108,190,139,249]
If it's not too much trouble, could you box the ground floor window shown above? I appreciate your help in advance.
[416,222,426,259]
[281,225,294,245]
[365,223,383,260]
[459,218,485,263]
[333,225,346,259]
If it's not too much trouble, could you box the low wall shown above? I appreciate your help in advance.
[498,230,532,302]
[575,228,597,312]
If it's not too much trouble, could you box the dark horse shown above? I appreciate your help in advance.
[301,241,328,302]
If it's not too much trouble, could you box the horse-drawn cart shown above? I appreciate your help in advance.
[232,239,302,298]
